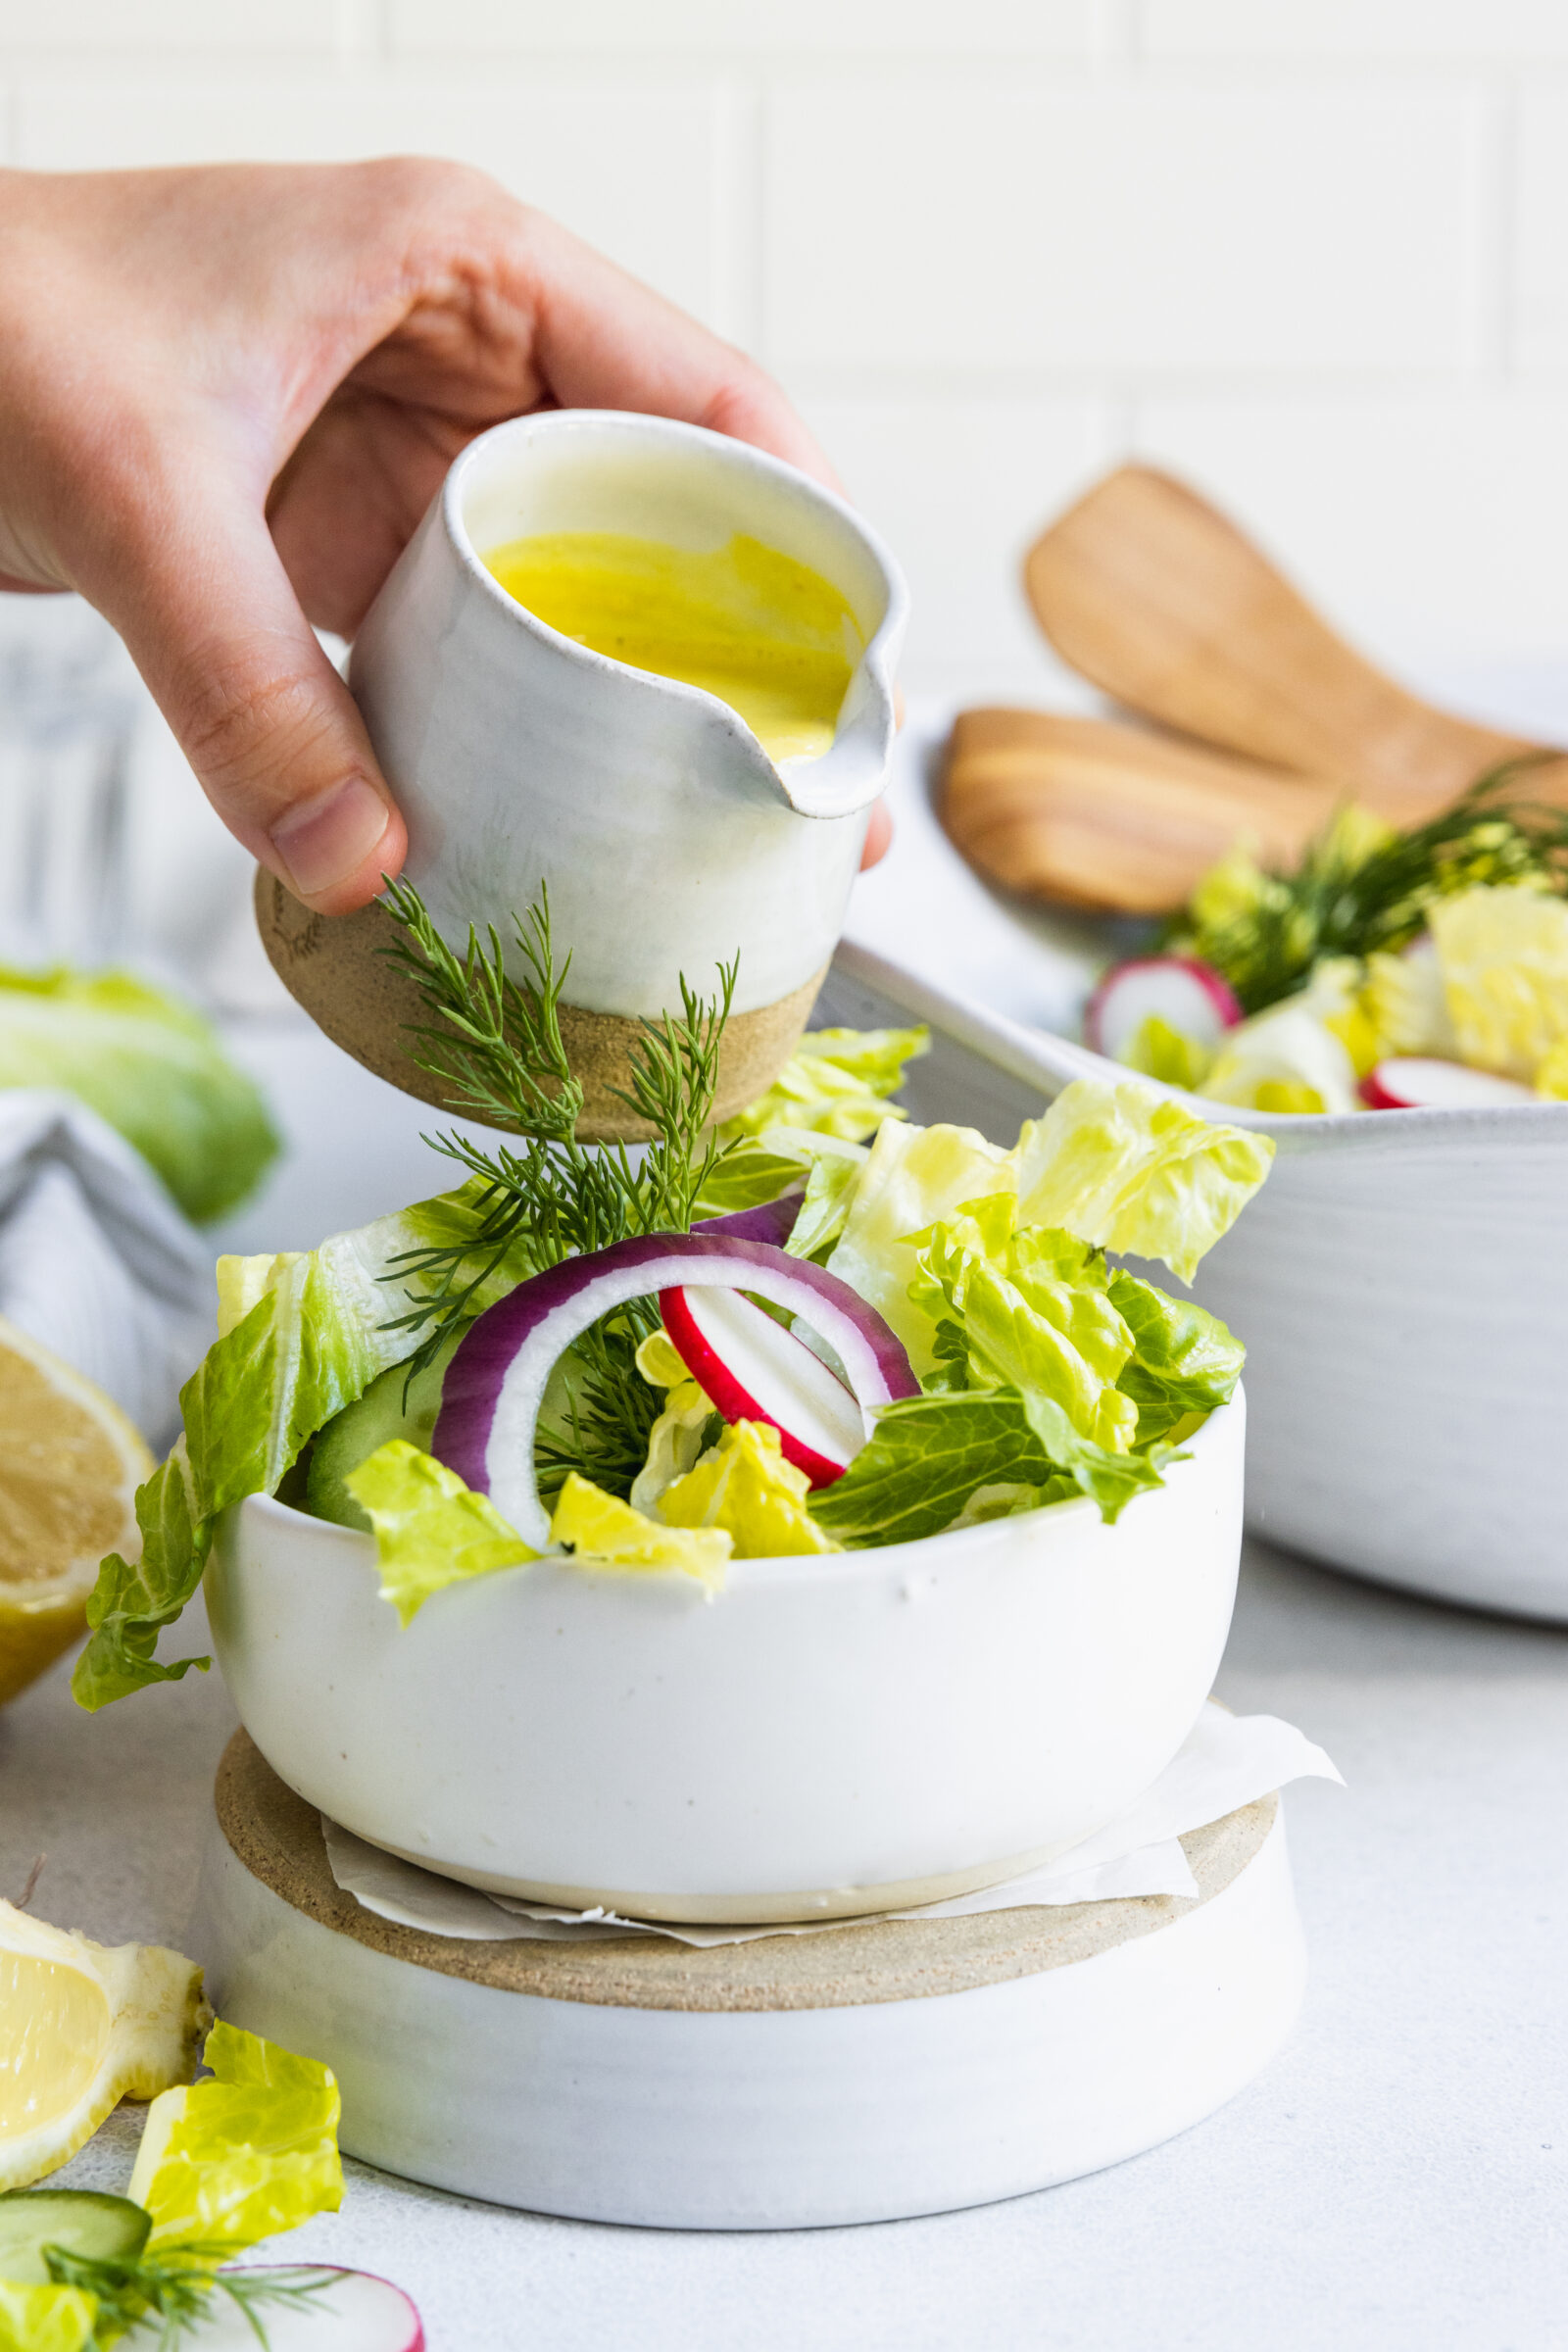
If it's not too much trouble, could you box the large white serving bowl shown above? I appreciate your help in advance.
[821,940,1568,1622]
[205,1394,1243,1924]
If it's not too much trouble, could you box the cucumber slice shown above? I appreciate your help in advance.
[0,2189,150,2283]
[305,1340,456,1532]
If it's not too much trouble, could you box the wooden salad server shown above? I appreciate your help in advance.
[939,709,1347,915]
[1022,464,1565,813]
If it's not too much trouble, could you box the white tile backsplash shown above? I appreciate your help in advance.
[2,4,1566,702]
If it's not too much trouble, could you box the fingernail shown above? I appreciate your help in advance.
[270,775,391,901]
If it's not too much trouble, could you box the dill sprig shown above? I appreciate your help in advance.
[374,877,743,1497]
[1167,760,1568,1013]
[44,2246,336,2349]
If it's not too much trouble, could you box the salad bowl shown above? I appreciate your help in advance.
[206,1395,1244,1924]
[823,942,1568,1622]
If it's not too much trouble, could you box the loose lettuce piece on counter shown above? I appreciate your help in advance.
[719,1025,928,1144]
[1428,883,1568,1081]
[126,2021,342,2258]
[344,1440,538,1625]
[0,2281,97,2352]
[551,1473,731,1590]
[660,1419,838,1557]
[0,963,277,1223]
[74,1181,540,1709]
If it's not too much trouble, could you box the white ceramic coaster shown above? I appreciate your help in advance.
[195,1733,1307,2230]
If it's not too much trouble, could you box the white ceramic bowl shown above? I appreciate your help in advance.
[822,939,1568,1622]
[205,1394,1243,1923]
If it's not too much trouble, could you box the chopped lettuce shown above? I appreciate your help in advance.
[628,1330,715,1516]
[720,1025,927,1144]
[126,2022,342,2259]
[1108,1269,1246,1445]
[550,1473,731,1590]
[660,1420,838,1556]
[1428,882,1568,1081]
[0,2283,97,2352]
[74,1181,540,1709]
[1122,1012,1215,1092]
[0,963,277,1224]
[1361,940,1457,1060]
[1009,1080,1274,1282]
[344,1440,537,1625]
[1200,999,1359,1116]
[826,1119,1014,1370]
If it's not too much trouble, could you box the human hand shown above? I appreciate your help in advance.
[0,159,890,914]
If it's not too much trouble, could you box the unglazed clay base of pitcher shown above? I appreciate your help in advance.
[255,870,823,1142]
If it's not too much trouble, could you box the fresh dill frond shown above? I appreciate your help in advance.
[44,2245,336,2349]
[374,877,744,1495]
[1168,760,1568,1012]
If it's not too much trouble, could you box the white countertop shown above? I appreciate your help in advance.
[5,705,1567,2350]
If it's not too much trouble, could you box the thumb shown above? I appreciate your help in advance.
[96,489,406,916]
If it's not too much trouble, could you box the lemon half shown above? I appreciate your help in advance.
[0,1900,209,2191]
[0,1316,153,1708]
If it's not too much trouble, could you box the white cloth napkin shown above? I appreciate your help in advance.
[321,1702,1342,1949]
[0,1090,212,1446]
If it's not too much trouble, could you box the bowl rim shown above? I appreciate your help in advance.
[232,1389,1241,1604]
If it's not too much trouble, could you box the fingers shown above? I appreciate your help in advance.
[860,802,894,869]
[90,481,405,914]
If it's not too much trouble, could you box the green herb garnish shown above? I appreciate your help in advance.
[42,2247,334,2350]
[1168,760,1568,1013]
[375,878,745,1500]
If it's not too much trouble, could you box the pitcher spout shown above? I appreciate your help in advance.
[769,648,903,821]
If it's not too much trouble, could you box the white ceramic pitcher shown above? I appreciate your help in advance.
[257,410,907,1135]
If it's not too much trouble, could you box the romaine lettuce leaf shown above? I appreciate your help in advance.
[659,1419,838,1556]
[126,2022,341,2259]
[1121,1012,1214,1091]
[344,1440,538,1624]
[0,963,277,1224]
[1012,1079,1275,1278]
[719,1025,927,1144]
[74,1180,538,1710]
[1108,1269,1245,1445]
[826,1120,1014,1370]
[0,2283,98,2352]
[550,1474,731,1590]
[1361,941,1457,1060]
[628,1331,715,1517]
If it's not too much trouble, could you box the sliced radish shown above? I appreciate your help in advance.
[660,1283,863,1486]
[177,2269,422,2349]
[1085,956,1243,1063]
[435,1231,919,1545]
[1360,1057,1536,1110]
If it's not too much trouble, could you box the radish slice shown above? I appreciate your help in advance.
[1361,1057,1537,1111]
[178,2269,422,2349]
[435,1232,919,1546]
[1085,956,1243,1062]
[661,1283,863,1487]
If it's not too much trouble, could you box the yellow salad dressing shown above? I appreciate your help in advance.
[482,530,862,763]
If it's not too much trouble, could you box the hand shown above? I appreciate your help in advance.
[0,160,890,914]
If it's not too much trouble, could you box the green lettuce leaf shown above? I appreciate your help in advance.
[810,1389,1169,1546]
[826,1120,1015,1371]
[1108,1269,1246,1446]
[550,1473,731,1590]
[0,2282,97,2352]
[659,1419,838,1557]
[73,1181,537,1710]
[0,963,277,1222]
[1010,1078,1274,1283]
[719,1024,927,1144]
[344,1440,538,1624]
[126,2022,341,2260]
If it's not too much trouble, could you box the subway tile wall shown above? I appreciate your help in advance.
[4,0,1568,709]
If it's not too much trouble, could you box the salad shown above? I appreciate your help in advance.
[1087,771,1568,1115]
[73,887,1272,1710]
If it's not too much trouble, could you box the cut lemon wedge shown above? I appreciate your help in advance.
[0,1900,209,2190]
[0,1316,153,1708]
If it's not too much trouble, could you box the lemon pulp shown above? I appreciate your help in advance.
[0,1953,110,2139]
[483,530,862,763]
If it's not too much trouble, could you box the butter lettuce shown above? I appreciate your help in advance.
[74,1180,539,1709]
[344,1440,538,1624]
[126,2022,341,2259]
[0,2282,97,2352]
[660,1419,837,1556]
[1428,882,1568,1081]
[550,1473,731,1590]
[0,963,277,1224]
[720,1025,927,1144]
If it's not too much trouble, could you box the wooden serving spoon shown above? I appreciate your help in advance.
[1022,464,1566,813]
[939,709,1349,915]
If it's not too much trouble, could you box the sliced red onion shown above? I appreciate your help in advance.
[1085,955,1243,1064]
[435,1231,919,1546]
[660,1282,863,1487]
[695,1193,802,1247]
[1360,1056,1536,1111]
[187,2270,422,2350]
